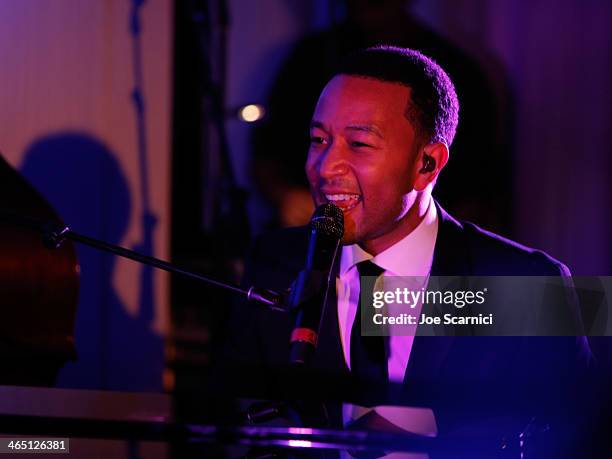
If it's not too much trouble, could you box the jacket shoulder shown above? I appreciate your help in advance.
[461,221,571,276]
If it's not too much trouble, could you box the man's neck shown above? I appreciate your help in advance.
[359,195,432,256]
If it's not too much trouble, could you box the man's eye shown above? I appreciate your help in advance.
[310,136,327,145]
[351,141,372,148]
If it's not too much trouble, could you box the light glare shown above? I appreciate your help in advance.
[239,104,264,122]
[288,440,313,448]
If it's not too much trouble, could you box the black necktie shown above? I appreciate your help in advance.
[350,260,387,383]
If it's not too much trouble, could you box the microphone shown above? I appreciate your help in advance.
[288,203,344,366]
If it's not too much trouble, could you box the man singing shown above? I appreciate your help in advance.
[222,46,591,453]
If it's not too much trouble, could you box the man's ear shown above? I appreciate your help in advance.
[413,142,449,192]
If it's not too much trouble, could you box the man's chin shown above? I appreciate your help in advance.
[340,230,361,246]
[340,209,370,246]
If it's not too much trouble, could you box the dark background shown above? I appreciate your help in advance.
[171,0,612,392]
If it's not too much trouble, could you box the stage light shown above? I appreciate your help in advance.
[288,440,313,448]
[238,104,265,122]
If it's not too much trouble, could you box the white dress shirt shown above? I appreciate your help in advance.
[336,198,439,382]
[337,199,439,456]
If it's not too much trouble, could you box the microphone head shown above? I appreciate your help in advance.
[310,203,344,240]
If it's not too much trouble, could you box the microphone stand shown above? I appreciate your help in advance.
[1,211,328,427]
[0,211,285,312]
[41,221,325,427]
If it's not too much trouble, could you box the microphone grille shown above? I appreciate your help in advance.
[310,203,344,239]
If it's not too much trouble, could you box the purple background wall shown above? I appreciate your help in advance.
[226,0,612,275]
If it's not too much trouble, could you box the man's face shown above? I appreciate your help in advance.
[306,75,422,252]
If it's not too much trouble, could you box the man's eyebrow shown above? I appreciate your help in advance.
[345,124,384,139]
[310,120,327,131]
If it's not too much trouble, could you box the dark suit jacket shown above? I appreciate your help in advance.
[220,203,592,448]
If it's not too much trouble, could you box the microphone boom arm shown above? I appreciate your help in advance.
[0,211,286,311]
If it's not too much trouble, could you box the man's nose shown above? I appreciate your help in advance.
[317,142,349,179]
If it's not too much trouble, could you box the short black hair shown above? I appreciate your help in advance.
[334,45,459,146]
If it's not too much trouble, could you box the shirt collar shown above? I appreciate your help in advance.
[339,198,439,277]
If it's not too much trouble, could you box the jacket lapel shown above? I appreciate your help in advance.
[429,201,471,277]
[404,201,471,385]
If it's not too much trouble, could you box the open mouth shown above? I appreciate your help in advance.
[324,193,362,211]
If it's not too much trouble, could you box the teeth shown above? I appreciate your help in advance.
[324,193,361,211]
[324,193,360,202]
